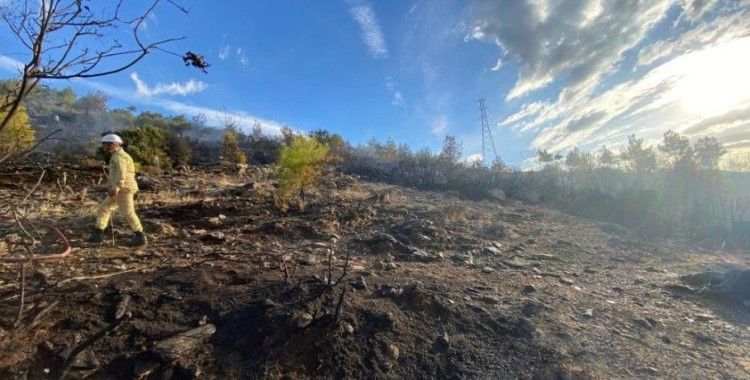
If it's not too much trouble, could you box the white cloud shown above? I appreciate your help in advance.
[386,76,405,107]
[490,58,503,71]
[236,47,248,66]
[392,91,405,107]
[130,72,207,97]
[636,8,750,68]
[431,115,448,135]
[467,0,673,99]
[348,0,388,58]
[218,45,231,60]
[0,55,23,72]
[503,37,750,159]
[77,78,283,136]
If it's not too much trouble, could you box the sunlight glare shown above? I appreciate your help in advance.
[674,37,750,118]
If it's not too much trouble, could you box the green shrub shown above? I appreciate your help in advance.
[223,130,247,165]
[0,107,35,159]
[275,135,330,211]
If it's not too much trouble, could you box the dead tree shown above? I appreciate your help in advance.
[0,0,205,153]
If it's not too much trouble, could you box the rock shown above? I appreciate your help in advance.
[583,309,594,318]
[262,298,279,308]
[383,262,398,270]
[378,284,403,298]
[202,231,226,243]
[694,313,713,322]
[153,324,217,362]
[502,258,530,269]
[207,216,224,226]
[559,277,575,285]
[296,313,313,328]
[680,269,750,303]
[521,298,552,317]
[479,295,500,304]
[521,285,537,294]
[388,344,400,360]
[114,294,131,321]
[482,266,495,274]
[637,366,660,376]
[351,276,367,290]
[530,253,559,261]
[72,349,99,370]
[633,317,654,330]
[299,255,317,266]
[483,246,503,256]
[343,322,355,335]
[437,332,450,347]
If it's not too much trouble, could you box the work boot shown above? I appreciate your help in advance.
[131,231,148,247]
[88,228,105,244]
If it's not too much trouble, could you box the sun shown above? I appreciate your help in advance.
[673,37,750,118]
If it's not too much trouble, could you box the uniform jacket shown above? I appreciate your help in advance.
[108,148,139,192]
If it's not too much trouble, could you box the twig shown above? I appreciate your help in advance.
[333,249,352,286]
[13,262,26,328]
[56,317,126,380]
[29,300,59,328]
[20,167,46,204]
[55,267,147,287]
[332,284,346,324]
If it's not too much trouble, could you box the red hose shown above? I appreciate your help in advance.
[0,227,72,263]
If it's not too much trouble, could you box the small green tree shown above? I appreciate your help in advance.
[223,129,247,165]
[0,107,35,160]
[117,125,171,170]
[275,135,330,211]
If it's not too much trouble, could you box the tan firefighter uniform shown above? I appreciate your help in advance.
[95,148,143,232]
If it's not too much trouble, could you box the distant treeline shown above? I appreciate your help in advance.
[3,83,749,248]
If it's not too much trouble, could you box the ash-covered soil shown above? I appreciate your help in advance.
[1,165,749,379]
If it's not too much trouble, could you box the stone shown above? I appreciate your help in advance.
[296,313,314,328]
[351,276,367,290]
[694,314,713,322]
[502,258,530,269]
[299,255,317,266]
[521,285,537,294]
[72,349,99,370]
[633,317,654,330]
[388,344,400,360]
[479,295,500,304]
[343,322,355,335]
[153,324,217,361]
[559,277,575,285]
[530,253,559,261]
[482,266,495,274]
[262,298,279,308]
[437,332,450,347]
[583,309,594,318]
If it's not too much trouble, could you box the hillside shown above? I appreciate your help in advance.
[0,165,749,379]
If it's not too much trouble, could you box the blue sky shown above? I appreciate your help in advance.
[1,0,749,167]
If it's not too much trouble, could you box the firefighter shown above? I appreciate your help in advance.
[89,134,147,246]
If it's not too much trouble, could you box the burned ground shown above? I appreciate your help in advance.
[0,165,749,379]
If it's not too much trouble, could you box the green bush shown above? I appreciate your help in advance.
[117,125,171,170]
[275,135,330,211]
[0,107,35,159]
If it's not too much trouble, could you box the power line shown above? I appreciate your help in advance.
[478,98,499,165]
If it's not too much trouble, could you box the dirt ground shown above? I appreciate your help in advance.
[0,165,749,379]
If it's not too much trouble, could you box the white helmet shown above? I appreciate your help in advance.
[101,134,123,144]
